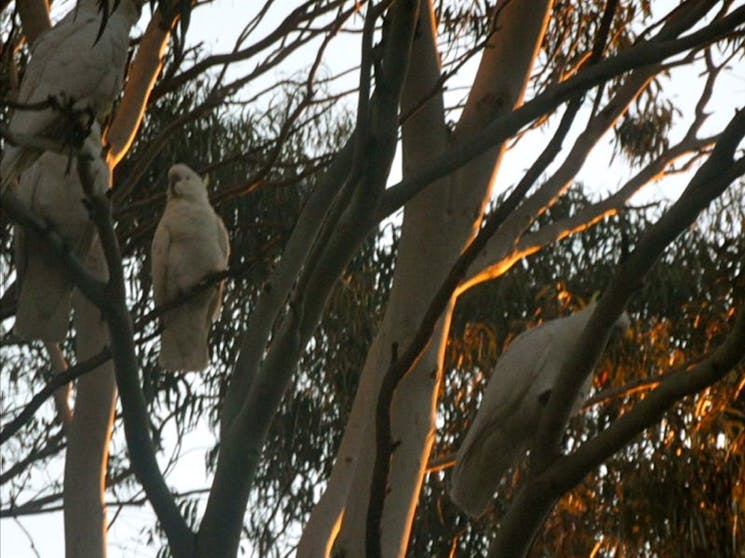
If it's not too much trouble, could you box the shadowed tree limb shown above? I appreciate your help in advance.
[365,34,599,556]
[15,0,50,46]
[75,155,195,557]
[0,348,111,445]
[0,141,194,555]
[482,109,745,558]
[197,3,420,557]
[489,304,745,558]
[535,108,745,469]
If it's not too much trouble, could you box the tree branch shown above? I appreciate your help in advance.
[198,3,421,557]
[16,0,51,46]
[535,108,745,469]
[74,157,194,555]
[2,143,194,554]
[484,109,745,558]
[376,3,745,219]
[364,23,601,555]
[489,305,745,557]
[106,9,174,167]
[460,133,716,293]
[0,349,110,445]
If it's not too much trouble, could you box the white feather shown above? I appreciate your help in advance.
[450,303,630,517]
[151,163,230,372]
[1,0,140,190]
[13,124,109,341]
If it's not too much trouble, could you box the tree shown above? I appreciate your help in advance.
[1,1,744,557]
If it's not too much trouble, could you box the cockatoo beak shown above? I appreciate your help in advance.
[168,174,179,197]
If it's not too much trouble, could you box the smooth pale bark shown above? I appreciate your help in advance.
[56,8,171,556]
[199,3,421,556]
[298,4,450,555]
[44,343,73,430]
[317,2,554,557]
[64,243,116,558]
[106,11,172,167]
[459,0,717,293]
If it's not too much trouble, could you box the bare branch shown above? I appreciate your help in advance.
[0,430,65,486]
[0,349,109,444]
[535,108,745,468]
[151,1,354,100]
[377,4,745,218]
[484,109,745,558]
[197,3,420,556]
[461,133,717,293]
[489,306,745,558]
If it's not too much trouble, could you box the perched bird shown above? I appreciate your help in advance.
[13,124,109,341]
[1,0,140,190]
[450,302,630,517]
[151,164,230,372]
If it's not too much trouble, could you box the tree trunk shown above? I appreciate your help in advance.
[64,243,117,558]
[300,2,554,556]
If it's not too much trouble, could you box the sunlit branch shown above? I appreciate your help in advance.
[106,9,174,167]
[581,375,664,409]
[462,126,717,294]
[376,4,745,219]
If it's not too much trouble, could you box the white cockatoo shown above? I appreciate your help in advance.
[13,124,109,341]
[151,164,230,372]
[1,0,140,190]
[450,302,630,517]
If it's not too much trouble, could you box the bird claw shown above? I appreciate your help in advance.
[48,93,95,149]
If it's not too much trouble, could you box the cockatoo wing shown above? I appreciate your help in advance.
[13,126,108,341]
[204,214,230,325]
[450,325,555,517]
[152,165,231,371]
[151,220,171,309]
[158,291,212,372]
[450,303,627,517]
